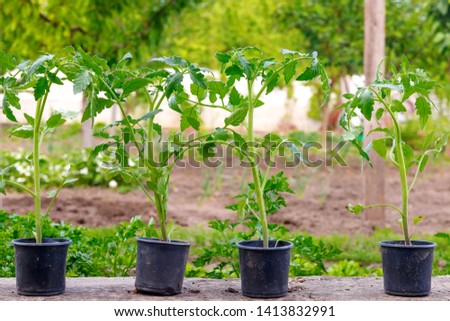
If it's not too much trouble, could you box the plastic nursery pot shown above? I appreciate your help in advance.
[237,240,293,298]
[135,237,190,295]
[12,238,72,296]
[379,240,436,297]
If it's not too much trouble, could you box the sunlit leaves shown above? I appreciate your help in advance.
[73,70,92,95]
[415,96,431,128]
[358,88,374,121]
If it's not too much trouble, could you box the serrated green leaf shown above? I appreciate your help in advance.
[265,71,279,95]
[391,100,407,112]
[229,87,241,106]
[46,113,65,128]
[151,56,188,68]
[283,60,297,83]
[208,81,228,99]
[165,72,183,98]
[372,138,387,159]
[28,54,54,76]
[359,88,374,120]
[122,78,150,97]
[296,66,319,81]
[415,96,431,128]
[73,70,92,95]
[213,128,229,141]
[190,83,206,101]
[1,99,17,122]
[5,91,20,110]
[215,52,231,64]
[118,52,133,65]
[9,125,33,138]
[225,107,247,126]
[180,107,200,131]
[34,77,48,100]
[189,65,207,89]
[0,51,16,70]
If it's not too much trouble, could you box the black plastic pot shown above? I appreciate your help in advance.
[379,240,436,297]
[12,238,71,296]
[237,240,293,298]
[135,237,190,295]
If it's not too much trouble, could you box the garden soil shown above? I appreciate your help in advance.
[1,161,449,236]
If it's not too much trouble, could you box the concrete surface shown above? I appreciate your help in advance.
[1,277,449,301]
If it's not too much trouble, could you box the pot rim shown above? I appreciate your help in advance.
[379,240,436,249]
[12,238,72,247]
[237,239,293,251]
[136,237,190,247]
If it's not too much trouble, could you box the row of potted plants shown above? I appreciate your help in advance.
[0,48,447,298]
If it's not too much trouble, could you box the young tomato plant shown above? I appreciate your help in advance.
[179,47,329,248]
[0,50,77,243]
[67,49,208,241]
[342,57,449,245]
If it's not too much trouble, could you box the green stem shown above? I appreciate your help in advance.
[3,180,36,198]
[247,80,269,248]
[33,95,46,243]
[362,203,403,216]
[408,150,437,193]
[383,99,410,245]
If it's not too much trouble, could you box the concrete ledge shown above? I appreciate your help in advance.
[1,277,449,301]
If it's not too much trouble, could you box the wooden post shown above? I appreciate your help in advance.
[363,0,386,221]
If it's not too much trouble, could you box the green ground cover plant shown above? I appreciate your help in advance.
[1,211,448,278]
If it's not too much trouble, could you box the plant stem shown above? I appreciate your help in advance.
[247,80,269,248]
[3,180,35,198]
[385,104,411,245]
[33,96,45,243]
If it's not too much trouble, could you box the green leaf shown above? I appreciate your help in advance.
[46,113,66,128]
[5,91,20,110]
[151,56,188,68]
[229,87,241,106]
[225,107,247,126]
[0,51,16,70]
[346,203,365,216]
[180,107,200,131]
[283,60,297,83]
[47,72,64,85]
[213,128,229,141]
[372,138,387,159]
[137,109,163,122]
[215,52,231,64]
[73,70,92,95]
[296,66,319,81]
[415,96,431,128]
[165,72,183,98]
[27,54,54,76]
[419,154,429,173]
[23,113,34,126]
[265,71,279,95]
[122,78,150,97]
[375,108,384,121]
[63,178,78,185]
[1,99,17,122]
[413,216,424,225]
[209,81,228,99]
[118,52,133,66]
[34,77,48,100]
[189,65,207,89]
[190,83,206,101]
[9,125,33,138]
[0,180,5,195]
[391,100,407,112]
[359,88,374,120]
[343,93,354,99]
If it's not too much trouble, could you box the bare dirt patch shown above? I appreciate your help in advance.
[1,162,449,236]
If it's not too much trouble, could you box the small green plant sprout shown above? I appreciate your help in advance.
[0,50,78,243]
[193,47,330,248]
[67,49,210,241]
[341,57,449,245]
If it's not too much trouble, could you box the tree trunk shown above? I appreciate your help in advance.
[363,0,386,221]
